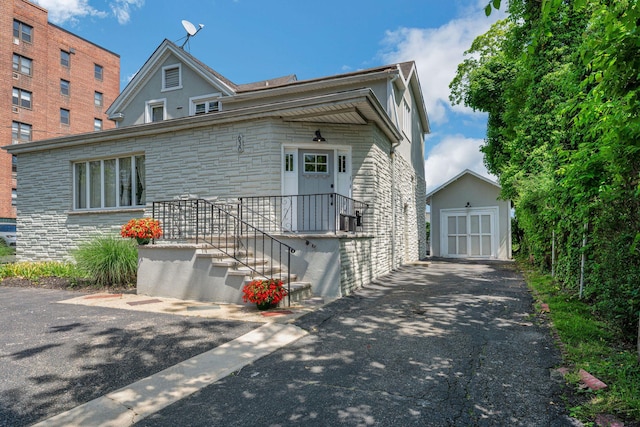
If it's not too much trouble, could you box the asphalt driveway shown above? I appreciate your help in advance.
[0,287,261,427]
[1,259,580,426]
[139,259,579,426]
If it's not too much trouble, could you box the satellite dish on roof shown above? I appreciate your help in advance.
[182,20,197,36]
[179,19,204,49]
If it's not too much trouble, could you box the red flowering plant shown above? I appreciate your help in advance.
[242,278,288,310]
[120,218,163,245]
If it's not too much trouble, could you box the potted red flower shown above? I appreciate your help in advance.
[120,218,163,245]
[242,278,288,310]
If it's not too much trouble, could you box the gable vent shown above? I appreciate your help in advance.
[164,67,180,89]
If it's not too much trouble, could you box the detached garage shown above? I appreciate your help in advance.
[426,169,511,260]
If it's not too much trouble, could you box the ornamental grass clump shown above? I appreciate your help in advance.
[242,278,288,309]
[120,218,162,244]
[73,236,138,286]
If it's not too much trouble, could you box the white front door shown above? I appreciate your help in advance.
[441,208,498,258]
[282,145,351,232]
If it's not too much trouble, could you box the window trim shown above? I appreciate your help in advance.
[12,121,32,144]
[94,63,103,80]
[60,50,70,68]
[94,91,103,107]
[189,93,222,115]
[303,153,329,174]
[145,98,166,123]
[60,79,70,96]
[13,54,32,76]
[12,87,32,109]
[161,64,182,91]
[73,154,146,211]
[13,20,33,43]
[60,108,70,125]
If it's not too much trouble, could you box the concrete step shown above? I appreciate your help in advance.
[283,281,313,304]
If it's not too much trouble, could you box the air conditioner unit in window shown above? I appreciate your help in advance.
[12,72,19,79]
[13,37,19,45]
[12,106,19,114]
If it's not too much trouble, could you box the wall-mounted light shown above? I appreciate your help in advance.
[312,130,326,142]
[465,202,471,208]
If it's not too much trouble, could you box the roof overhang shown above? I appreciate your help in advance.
[5,88,401,155]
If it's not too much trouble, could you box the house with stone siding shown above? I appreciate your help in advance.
[4,39,429,303]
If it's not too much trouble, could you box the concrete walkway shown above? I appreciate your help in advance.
[2,260,580,426]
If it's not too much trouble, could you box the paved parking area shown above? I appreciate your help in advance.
[0,287,262,427]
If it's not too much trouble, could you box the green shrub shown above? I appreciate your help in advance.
[0,261,81,280]
[0,245,14,257]
[73,236,138,286]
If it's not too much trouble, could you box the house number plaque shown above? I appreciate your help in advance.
[237,134,245,153]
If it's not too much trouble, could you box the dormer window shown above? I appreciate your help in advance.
[162,64,181,91]
[189,94,222,116]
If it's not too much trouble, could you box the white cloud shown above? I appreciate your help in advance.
[380,7,502,125]
[425,135,495,193]
[31,0,143,25]
[110,0,144,25]
[32,0,107,24]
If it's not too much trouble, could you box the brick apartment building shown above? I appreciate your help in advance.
[1,0,120,220]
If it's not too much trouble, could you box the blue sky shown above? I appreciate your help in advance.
[32,0,502,192]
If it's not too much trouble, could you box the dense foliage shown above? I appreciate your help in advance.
[451,0,640,340]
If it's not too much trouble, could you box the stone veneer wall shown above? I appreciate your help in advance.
[344,125,426,291]
[15,118,283,261]
[16,117,427,286]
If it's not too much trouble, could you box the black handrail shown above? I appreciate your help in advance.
[152,199,295,305]
[239,193,368,234]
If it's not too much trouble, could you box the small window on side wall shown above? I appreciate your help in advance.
[94,64,103,80]
[60,108,70,125]
[60,50,70,68]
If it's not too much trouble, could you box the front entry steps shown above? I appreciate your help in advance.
[193,246,322,307]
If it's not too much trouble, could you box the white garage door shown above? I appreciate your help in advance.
[440,207,499,258]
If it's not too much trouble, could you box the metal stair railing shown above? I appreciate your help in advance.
[152,198,295,305]
[239,193,369,234]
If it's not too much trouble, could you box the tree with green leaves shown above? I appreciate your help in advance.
[451,0,640,352]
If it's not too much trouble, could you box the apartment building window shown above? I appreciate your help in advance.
[12,157,17,173]
[94,92,103,107]
[11,189,17,206]
[162,64,181,90]
[95,64,103,80]
[60,108,70,125]
[12,54,32,76]
[60,79,70,96]
[94,118,102,131]
[12,121,31,143]
[12,88,32,109]
[73,155,146,209]
[13,20,32,43]
[60,50,70,68]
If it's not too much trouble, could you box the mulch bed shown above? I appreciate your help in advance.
[0,276,135,294]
